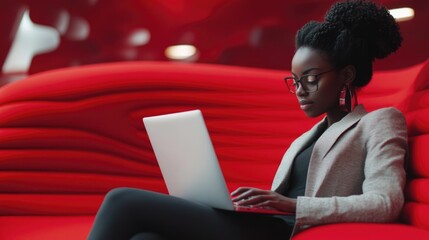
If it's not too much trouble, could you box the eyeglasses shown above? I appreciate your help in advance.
[284,69,336,94]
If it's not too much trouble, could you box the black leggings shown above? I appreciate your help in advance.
[88,188,293,240]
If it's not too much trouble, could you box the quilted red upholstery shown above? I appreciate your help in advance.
[400,61,429,231]
[0,61,428,239]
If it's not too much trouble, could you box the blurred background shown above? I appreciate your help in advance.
[1,0,428,86]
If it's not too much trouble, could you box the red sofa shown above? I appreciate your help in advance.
[0,60,428,239]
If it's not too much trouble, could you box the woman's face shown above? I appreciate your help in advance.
[291,47,345,119]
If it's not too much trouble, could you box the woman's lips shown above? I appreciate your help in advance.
[299,99,313,110]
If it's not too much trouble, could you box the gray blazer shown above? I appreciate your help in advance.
[271,105,407,234]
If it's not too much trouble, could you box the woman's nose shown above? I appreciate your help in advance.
[295,83,307,96]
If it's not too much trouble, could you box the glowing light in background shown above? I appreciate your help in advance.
[2,9,60,74]
[389,7,415,22]
[56,10,70,35]
[165,44,198,61]
[65,16,90,41]
[128,29,151,46]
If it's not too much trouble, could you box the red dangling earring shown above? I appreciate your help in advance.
[339,86,347,112]
[339,85,358,112]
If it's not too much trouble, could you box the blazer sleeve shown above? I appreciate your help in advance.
[295,108,407,226]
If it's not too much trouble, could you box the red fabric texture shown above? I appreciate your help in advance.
[399,59,429,231]
[293,223,429,240]
[0,216,94,240]
[408,135,429,177]
[0,60,428,239]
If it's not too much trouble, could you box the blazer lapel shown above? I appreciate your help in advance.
[271,118,328,192]
[305,105,367,195]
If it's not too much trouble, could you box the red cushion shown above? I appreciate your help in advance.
[402,202,429,230]
[406,179,429,204]
[0,194,103,215]
[414,59,429,91]
[0,61,428,239]
[293,223,429,240]
[0,62,313,215]
[0,216,94,240]
[408,135,429,177]
[400,89,429,112]
[406,108,429,136]
[359,63,424,111]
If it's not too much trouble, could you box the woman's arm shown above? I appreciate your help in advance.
[296,108,407,226]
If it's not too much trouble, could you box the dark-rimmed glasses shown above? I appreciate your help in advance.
[284,69,336,94]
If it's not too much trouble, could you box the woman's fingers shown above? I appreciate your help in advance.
[232,188,275,205]
[231,188,267,202]
[234,194,274,206]
[230,187,253,197]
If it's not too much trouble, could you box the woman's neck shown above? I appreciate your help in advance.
[326,109,349,127]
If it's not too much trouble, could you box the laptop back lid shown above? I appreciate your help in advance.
[143,110,234,210]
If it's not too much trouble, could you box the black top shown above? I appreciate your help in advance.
[283,141,316,198]
[274,121,327,225]
[282,121,327,199]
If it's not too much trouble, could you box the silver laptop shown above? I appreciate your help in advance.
[143,109,292,215]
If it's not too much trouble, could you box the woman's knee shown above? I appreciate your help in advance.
[105,187,133,199]
[102,188,162,208]
[102,187,139,209]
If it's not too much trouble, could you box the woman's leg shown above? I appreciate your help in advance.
[130,232,166,240]
[88,188,292,240]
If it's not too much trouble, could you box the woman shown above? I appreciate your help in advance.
[88,1,406,239]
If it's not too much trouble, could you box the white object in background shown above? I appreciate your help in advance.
[2,9,60,74]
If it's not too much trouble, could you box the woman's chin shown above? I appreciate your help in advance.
[302,109,324,118]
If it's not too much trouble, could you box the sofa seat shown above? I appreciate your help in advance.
[293,223,429,239]
[0,61,428,239]
[0,216,94,240]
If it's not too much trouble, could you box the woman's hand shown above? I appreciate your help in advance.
[231,187,297,213]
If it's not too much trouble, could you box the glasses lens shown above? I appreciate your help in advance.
[285,76,319,93]
[301,76,318,93]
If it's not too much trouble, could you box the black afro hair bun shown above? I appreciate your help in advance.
[325,0,402,59]
[295,0,403,87]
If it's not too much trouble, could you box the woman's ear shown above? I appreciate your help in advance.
[341,65,356,85]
